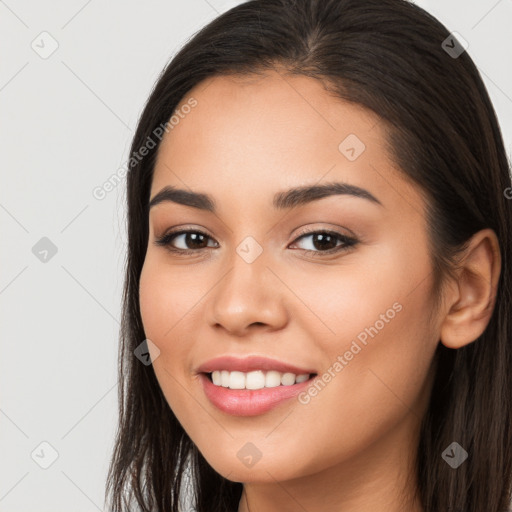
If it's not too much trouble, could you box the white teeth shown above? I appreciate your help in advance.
[212,371,222,386]
[209,370,311,390]
[246,370,265,390]
[281,372,296,386]
[265,370,281,388]
[229,371,246,389]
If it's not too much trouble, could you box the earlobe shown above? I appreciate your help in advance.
[439,228,501,350]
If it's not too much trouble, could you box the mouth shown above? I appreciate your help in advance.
[199,370,318,416]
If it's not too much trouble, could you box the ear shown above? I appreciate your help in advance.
[440,228,501,349]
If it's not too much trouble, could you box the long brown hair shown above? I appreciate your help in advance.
[105,1,512,510]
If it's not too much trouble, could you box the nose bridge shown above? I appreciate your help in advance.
[208,236,288,333]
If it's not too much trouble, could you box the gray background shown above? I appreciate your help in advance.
[1,0,511,510]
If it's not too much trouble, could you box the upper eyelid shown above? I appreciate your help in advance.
[160,222,354,237]
[160,226,352,239]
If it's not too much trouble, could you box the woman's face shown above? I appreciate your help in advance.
[139,70,441,484]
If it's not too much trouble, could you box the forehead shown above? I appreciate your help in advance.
[150,71,424,218]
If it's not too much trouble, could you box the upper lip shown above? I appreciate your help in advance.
[196,355,317,375]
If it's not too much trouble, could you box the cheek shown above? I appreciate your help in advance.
[282,252,436,462]
[139,256,195,341]
[328,293,432,414]
[139,260,189,396]
[256,298,436,480]
[139,267,157,338]
[138,258,203,406]
[139,264,169,346]
[332,250,436,405]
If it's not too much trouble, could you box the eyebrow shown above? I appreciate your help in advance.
[148,181,383,212]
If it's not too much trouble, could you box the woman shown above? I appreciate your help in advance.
[106,0,512,511]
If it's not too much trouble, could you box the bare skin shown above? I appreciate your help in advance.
[138,69,501,512]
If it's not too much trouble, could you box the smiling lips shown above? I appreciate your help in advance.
[196,355,318,416]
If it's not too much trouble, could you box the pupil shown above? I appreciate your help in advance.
[313,233,336,251]
[187,233,207,249]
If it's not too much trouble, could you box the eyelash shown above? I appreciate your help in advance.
[154,227,358,257]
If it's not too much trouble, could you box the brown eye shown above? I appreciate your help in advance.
[155,230,218,253]
[175,232,209,249]
[291,230,358,256]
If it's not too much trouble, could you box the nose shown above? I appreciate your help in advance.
[206,250,289,336]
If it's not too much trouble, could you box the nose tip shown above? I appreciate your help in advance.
[207,261,289,335]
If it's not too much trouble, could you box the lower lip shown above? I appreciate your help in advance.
[199,373,315,416]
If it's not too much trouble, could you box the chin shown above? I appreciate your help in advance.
[201,449,311,484]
